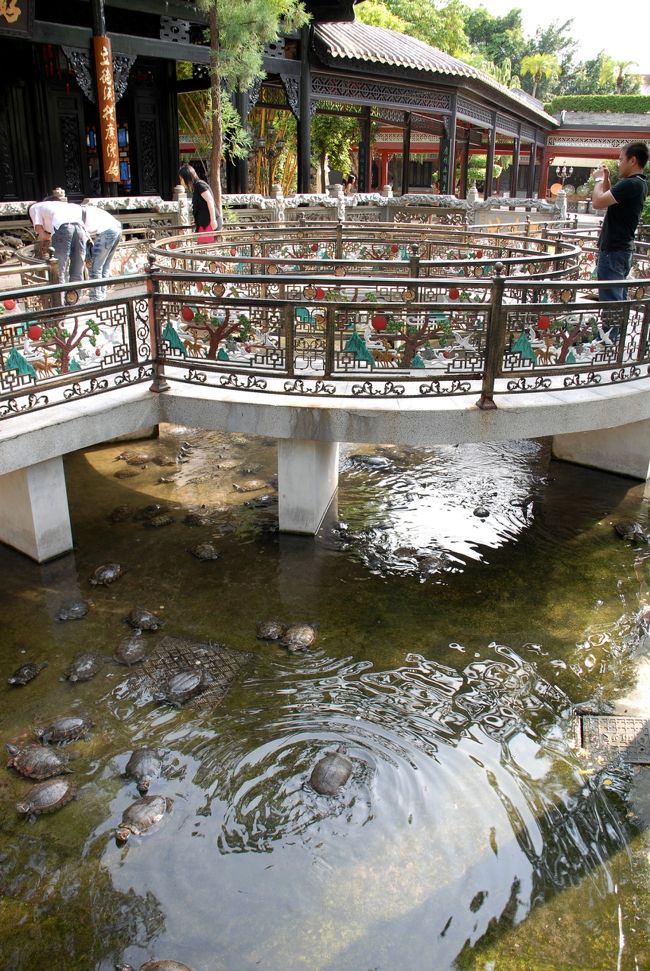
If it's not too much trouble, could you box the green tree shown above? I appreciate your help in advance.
[196,0,309,222]
[311,108,360,190]
[462,6,526,69]
[361,0,469,55]
[560,52,641,95]
[520,52,560,98]
[354,0,408,32]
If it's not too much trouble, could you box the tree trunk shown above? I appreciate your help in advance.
[209,7,224,229]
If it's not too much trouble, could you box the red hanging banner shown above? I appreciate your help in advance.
[93,35,120,184]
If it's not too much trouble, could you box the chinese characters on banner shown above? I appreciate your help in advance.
[93,35,120,184]
[0,0,33,37]
[0,1,22,24]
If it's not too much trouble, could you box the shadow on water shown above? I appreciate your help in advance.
[0,428,648,970]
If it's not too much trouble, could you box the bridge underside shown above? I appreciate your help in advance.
[2,380,650,561]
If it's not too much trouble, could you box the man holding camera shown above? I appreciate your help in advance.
[591,142,648,301]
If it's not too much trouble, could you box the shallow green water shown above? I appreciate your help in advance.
[0,428,648,970]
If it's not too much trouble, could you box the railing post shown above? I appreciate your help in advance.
[477,261,507,410]
[335,221,343,260]
[284,303,295,378]
[408,244,421,302]
[325,306,335,377]
[46,248,63,309]
[147,254,169,393]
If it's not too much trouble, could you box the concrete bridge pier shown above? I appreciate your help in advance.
[552,417,650,487]
[278,439,339,534]
[0,456,73,562]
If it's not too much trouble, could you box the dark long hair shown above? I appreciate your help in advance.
[179,164,200,189]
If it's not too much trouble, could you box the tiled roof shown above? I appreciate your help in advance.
[314,22,557,125]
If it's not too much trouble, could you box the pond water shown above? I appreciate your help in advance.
[0,426,648,971]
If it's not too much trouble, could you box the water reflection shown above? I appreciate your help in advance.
[0,429,647,969]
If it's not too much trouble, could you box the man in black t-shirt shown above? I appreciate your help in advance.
[592,141,648,301]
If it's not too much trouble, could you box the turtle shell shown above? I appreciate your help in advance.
[232,479,268,493]
[256,619,285,641]
[116,793,172,843]
[614,520,648,543]
[125,607,162,631]
[133,503,168,522]
[144,514,175,528]
[63,652,105,683]
[113,633,148,666]
[309,751,353,795]
[124,453,152,466]
[125,748,165,794]
[244,495,278,509]
[36,715,92,744]
[89,563,124,586]
[154,670,204,706]
[184,512,209,526]
[16,777,76,815]
[8,661,48,686]
[281,623,317,652]
[153,454,178,467]
[189,543,220,561]
[6,743,70,780]
[57,600,90,622]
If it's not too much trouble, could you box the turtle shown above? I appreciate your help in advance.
[6,743,71,780]
[57,600,90,622]
[116,450,150,464]
[125,747,166,794]
[8,661,48,686]
[232,479,268,493]
[473,507,490,518]
[144,514,175,528]
[125,607,163,631]
[350,454,391,469]
[35,715,92,744]
[152,669,208,707]
[133,503,168,522]
[613,520,648,543]
[115,961,194,971]
[281,623,317,653]
[184,511,210,527]
[256,619,286,641]
[158,473,182,484]
[115,469,143,479]
[115,793,173,844]
[124,453,152,467]
[62,652,106,683]
[113,632,148,667]
[215,459,239,470]
[153,454,179,467]
[108,505,135,523]
[240,464,262,475]
[89,563,124,586]
[189,542,220,561]
[244,495,277,509]
[309,748,353,795]
[16,778,76,816]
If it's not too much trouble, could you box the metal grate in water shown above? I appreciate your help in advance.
[579,715,650,765]
[141,635,253,709]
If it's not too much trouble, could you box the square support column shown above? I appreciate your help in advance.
[0,456,73,562]
[278,439,339,534]
[552,419,650,483]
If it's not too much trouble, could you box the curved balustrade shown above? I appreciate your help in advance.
[0,220,649,422]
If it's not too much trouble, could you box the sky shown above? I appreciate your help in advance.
[461,0,650,72]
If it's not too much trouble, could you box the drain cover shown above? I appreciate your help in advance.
[579,715,650,764]
[141,635,253,708]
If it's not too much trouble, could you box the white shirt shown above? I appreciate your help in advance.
[30,201,84,233]
[81,206,122,235]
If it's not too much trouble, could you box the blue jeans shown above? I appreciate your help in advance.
[597,249,633,302]
[89,228,122,300]
[52,223,87,284]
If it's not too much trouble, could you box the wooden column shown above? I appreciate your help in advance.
[401,112,411,196]
[358,106,372,193]
[297,25,311,194]
[527,135,537,197]
[444,94,457,195]
[510,128,521,198]
[91,0,119,196]
[484,112,497,199]
[538,147,552,199]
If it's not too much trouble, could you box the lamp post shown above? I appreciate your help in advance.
[556,164,573,187]
[254,136,286,196]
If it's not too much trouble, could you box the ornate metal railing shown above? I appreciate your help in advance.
[0,226,649,422]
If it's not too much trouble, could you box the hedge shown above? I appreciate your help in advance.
[545,95,650,114]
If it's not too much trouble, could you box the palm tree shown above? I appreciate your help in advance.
[613,59,638,92]
[520,53,560,98]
